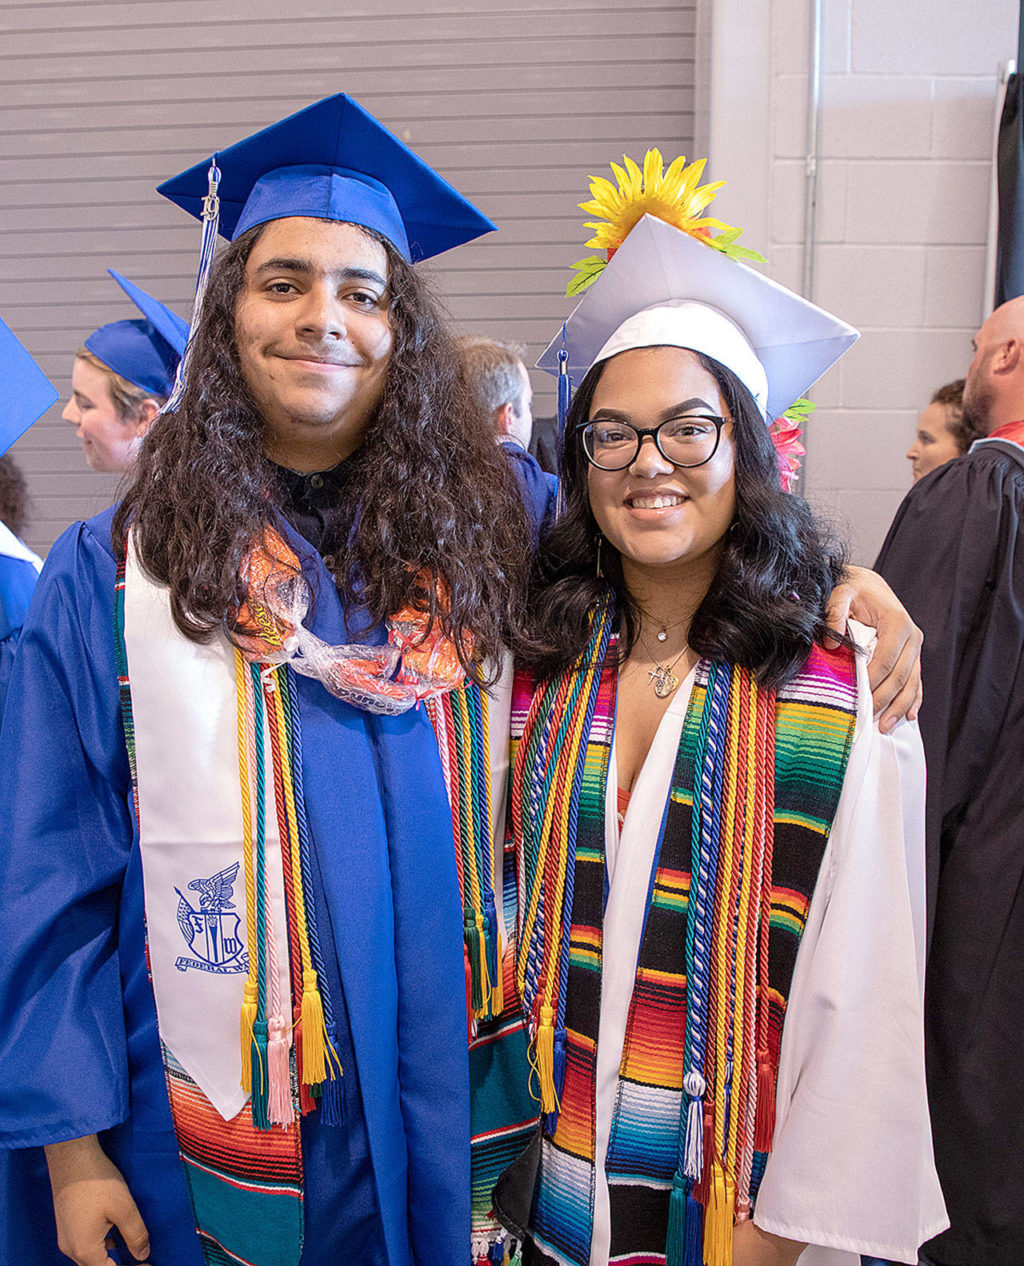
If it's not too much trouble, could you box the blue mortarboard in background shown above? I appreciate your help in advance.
[0,318,59,457]
[83,270,189,399]
[157,93,497,263]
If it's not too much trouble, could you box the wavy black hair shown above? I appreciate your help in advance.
[516,349,847,689]
[113,221,530,676]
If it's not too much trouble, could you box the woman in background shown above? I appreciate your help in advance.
[906,379,979,482]
[62,269,187,473]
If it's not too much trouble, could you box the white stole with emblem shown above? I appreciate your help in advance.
[123,540,292,1120]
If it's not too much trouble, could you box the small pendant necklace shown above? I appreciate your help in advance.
[648,613,688,644]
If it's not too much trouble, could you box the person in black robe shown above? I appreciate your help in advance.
[875,295,1024,1266]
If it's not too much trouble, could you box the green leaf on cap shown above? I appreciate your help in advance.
[567,254,607,296]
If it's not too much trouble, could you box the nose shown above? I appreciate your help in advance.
[295,282,346,341]
[629,432,674,478]
[62,397,78,424]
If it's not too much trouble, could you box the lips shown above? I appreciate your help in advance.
[279,356,362,368]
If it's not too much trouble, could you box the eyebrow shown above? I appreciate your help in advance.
[252,258,387,289]
[590,397,719,421]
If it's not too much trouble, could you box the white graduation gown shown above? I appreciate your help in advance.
[590,625,948,1266]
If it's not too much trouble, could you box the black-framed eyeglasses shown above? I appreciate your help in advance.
[577,415,730,471]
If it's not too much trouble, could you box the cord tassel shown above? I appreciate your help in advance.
[683,1070,707,1180]
[475,912,491,1014]
[299,968,332,1086]
[163,157,220,417]
[267,1015,293,1126]
[754,1050,776,1153]
[557,344,571,433]
[318,1038,346,1126]
[465,914,484,1013]
[535,1004,558,1114]
[552,1026,567,1103]
[294,1017,315,1114]
[666,1171,688,1266]
[683,1189,704,1266]
[239,981,258,1093]
[703,1161,734,1266]
[464,943,475,1043]
[250,1018,270,1131]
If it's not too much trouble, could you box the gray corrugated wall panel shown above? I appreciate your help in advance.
[2,0,697,555]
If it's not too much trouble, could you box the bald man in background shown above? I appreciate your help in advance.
[876,295,1024,1266]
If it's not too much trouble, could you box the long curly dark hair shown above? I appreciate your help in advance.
[113,221,530,674]
[516,350,847,689]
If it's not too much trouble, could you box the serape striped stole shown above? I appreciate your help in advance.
[509,604,857,1266]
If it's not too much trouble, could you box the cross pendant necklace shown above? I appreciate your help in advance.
[648,662,681,698]
[641,632,689,699]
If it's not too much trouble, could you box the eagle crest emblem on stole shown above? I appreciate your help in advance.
[174,863,249,974]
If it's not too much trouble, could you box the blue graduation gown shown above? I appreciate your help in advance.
[0,509,469,1266]
[0,548,39,724]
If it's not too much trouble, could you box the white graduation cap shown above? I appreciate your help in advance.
[537,214,858,421]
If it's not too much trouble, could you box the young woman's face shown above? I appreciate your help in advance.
[62,357,147,473]
[906,401,961,482]
[585,346,736,577]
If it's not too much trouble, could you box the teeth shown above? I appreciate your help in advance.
[630,494,685,509]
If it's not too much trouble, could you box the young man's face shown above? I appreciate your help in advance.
[234,217,394,471]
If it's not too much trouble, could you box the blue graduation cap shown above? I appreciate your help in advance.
[157,93,497,263]
[84,270,190,399]
[0,318,59,457]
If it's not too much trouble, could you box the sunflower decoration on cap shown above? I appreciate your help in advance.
[555,149,842,491]
[567,149,766,297]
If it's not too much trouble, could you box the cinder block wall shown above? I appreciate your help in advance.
[772,0,1016,563]
[707,0,1017,564]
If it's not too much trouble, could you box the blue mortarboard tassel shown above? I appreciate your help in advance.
[556,341,571,434]
[554,334,571,520]
[164,157,220,416]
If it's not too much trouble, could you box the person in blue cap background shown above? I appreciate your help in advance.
[0,93,531,1266]
[62,270,189,474]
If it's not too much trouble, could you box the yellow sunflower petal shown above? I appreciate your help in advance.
[579,195,616,218]
[609,161,631,194]
[681,157,707,193]
[643,148,664,189]
[622,154,644,197]
[663,154,690,185]
[687,180,727,213]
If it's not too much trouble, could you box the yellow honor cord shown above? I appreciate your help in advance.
[267,672,335,1085]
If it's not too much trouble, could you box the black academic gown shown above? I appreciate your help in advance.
[875,438,1024,1266]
